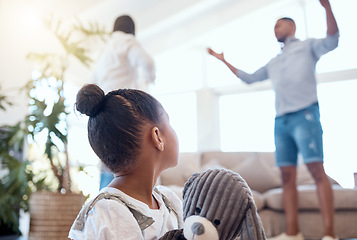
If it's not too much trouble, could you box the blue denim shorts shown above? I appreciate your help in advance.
[274,103,323,167]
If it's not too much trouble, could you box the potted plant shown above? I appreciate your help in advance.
[22,18,108,240]
[0,89,32,239]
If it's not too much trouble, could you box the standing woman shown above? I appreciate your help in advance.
[92,15,155,93]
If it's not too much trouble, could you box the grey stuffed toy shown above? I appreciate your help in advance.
[160,168,266,240]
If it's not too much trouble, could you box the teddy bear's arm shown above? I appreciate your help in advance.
[159,229,186,240]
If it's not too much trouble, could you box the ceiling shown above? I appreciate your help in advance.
[0,0,281,124]
[32,0,281,54]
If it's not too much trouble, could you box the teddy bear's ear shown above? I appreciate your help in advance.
[182,172,200,200]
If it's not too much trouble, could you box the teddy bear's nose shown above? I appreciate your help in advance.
[191,222,205,235]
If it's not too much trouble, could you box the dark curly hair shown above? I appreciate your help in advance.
[75,84,163,173]
[277,17,295,24]
[113,15,135,35]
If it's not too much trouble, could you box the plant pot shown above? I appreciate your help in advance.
[0,235,19,240]
[29,191,84,240]
[0,221,20,238]
[0,223,20,240]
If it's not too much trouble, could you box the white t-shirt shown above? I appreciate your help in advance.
[91,31,155,93]
[68,186,183,240]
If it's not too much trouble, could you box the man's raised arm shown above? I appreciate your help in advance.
[319,0,338,35]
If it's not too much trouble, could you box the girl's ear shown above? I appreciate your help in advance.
[151,127,165,151]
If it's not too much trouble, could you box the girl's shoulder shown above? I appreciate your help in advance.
[73,189,137,230]
[155,185,183,226]
[155,185,179,199]
[69,189,142,239]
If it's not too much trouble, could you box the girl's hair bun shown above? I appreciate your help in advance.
[75,84,105,117]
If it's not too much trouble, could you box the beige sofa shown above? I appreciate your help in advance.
[159,152,357,240]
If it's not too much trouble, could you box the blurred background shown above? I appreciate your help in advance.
[1,0,356,202]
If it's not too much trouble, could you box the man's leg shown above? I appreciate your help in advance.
[280,166,299,236]
[306,162,335,237]
[272,114,304,239]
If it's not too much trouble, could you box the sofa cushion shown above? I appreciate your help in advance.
[201,152,282,193]
[259,209,357,239]
[252,190,265,211]
[199,160,265,211]
[199,159,227,172]
[234,152,282,193]
[264,184,357,211]
[159,153,201,187]
[295,158,339,186]
[296,163,315,185]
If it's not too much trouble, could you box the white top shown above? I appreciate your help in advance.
[91,31,156,93]
[68,186,183,240]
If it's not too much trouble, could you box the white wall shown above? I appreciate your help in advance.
[0,0,269,123]
[0,0,32,124]
[0,0,105,125]
[0,0,63,124]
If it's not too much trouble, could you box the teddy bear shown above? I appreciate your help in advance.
[160,168,266,240]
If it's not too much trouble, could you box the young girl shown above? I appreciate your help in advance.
[68,84,183,239]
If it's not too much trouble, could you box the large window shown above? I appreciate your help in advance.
[305,0,357,73]
[219,90,275,152]
[155,92,198,153]
[205,0,307,88]
[149,0,357,187]
[218,80,357,188]
[211,0,357,188]
[318,79,357,188]
[65,0,357,192]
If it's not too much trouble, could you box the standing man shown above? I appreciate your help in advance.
[91,15,156,189]
[208,1,339,240]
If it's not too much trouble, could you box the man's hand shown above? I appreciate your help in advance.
[319,0,331,10]
[207,47,239,76]
[207,48,225,62]
[319,0,338,35]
